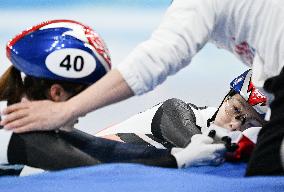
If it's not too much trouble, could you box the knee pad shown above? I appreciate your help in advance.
[151,98,201,148]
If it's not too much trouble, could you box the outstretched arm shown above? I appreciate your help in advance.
[69,69,134,118]
[2,69,133,133]
[60,130,225,168]
[7,128,225,170]
[2,0,217,133]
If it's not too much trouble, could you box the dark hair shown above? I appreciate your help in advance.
[0,66,87,105]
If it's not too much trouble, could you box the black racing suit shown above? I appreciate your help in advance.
[4,98,204,174]
[7,129,177,172]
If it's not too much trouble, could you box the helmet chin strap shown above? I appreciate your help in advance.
[20,72,26,83]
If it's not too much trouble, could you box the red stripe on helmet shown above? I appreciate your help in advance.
[6,19,88,59]
[84,26,111,69]
[247,82,267,106]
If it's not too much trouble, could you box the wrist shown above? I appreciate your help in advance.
[63,100,80,120]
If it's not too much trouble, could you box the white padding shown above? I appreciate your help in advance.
[242,127,262,144]
[20,166,45,176]
[0,129,13,164]
[0,101,11,164]
[96,104,162,136]
[0,101,7,119]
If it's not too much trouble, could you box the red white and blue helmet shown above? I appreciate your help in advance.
[230,69,268,118]
[6,19,111,84]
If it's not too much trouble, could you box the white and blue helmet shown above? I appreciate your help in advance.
[6,19,111,84]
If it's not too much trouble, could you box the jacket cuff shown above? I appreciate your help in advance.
[116,64,145,96]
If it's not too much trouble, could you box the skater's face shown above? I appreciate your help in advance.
[214,94,264,131]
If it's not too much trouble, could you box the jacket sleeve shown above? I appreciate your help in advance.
[117,0,217,95]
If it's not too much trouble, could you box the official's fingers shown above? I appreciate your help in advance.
[2,102,29,115]
[1,109,29,127]
[3,115,33,130]
[13,123,40,133]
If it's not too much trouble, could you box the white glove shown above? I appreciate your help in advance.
[206,124,245,142]
[171,134,226,168]
[205,124,231,141]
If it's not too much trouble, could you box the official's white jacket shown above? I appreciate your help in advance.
[117,0,284,94]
